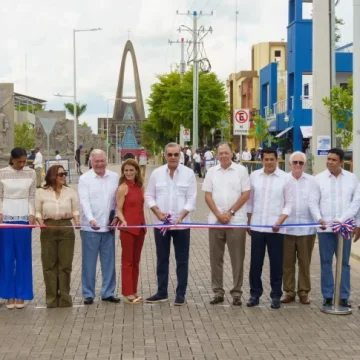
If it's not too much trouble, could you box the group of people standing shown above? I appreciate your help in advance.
[0,143,359,310]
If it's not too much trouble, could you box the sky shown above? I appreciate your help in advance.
[0,0,353,133]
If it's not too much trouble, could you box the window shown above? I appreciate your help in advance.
[340,83,348,90]
[275,50,281,57]
[304,84,309,97]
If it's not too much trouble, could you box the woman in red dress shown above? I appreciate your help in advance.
[116,159,146,304]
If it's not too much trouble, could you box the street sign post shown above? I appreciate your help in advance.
[183,128,191,142]
[233,109,250,153]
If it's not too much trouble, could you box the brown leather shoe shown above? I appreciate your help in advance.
[299,295,310,305]
[280,295,295,303]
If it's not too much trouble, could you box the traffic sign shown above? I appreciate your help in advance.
[183,128,191,142]
[233,109,250,135]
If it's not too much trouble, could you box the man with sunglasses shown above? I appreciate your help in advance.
[310,148,360,308]
[145,142,197,306]
[281,151,317,305]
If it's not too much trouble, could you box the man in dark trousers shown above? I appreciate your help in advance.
[75,145,83,175]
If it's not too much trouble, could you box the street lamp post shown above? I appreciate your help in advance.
[73,27,102,154]
[106,98,122,162]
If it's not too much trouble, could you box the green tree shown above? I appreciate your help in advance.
[248,115,277,146]
[323,77,353,149]
[14,122,35,149]
[80,121,89,127]
[64,102,87,118]
[335,17,345,44]
[142,68,229,149]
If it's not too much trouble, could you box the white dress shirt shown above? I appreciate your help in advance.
[285,172,318,236]
[193,153,201,163]
[247,167,293,234]
[241,151,252,161]
[55,154,62,160]
[204,151,213,160]
[145,164,197,226]
[309,169,360,232]
[78,169,119,232]
[180,152,185,164]
[34,152,43,169]
[202,162,250,224]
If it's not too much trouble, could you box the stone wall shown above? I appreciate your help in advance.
[35,111,106,155]
[0,83,14,156]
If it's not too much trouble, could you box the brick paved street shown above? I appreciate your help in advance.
[2,165,360,360]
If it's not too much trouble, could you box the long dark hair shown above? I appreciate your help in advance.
[119,159,143,187]
[9,147,27,165]
[43,165,68,190]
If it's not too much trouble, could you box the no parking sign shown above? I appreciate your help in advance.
[233,109,250,135]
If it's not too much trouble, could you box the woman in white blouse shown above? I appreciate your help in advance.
[0,147,36,309]
[36,165,80,308]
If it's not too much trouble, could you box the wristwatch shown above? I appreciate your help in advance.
[230,209,235,216]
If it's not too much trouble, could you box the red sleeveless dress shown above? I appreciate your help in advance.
[120,180,146,236]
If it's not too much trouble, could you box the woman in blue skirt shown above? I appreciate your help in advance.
[0,148,36,309]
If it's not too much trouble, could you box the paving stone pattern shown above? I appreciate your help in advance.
[1,165,360,359]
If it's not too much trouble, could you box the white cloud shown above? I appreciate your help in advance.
[0,0,353,133]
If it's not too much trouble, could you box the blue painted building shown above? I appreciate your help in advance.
[259,0,353,152]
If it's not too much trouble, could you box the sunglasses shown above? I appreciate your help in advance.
[57,172,68,177]
[167,153,180,157]
[292,161,305,165]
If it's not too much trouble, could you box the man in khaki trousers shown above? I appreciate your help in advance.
[202,142,250,306]
[281,151,317,305]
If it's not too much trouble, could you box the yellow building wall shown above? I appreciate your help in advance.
[252,77,260,109]
[269,45,287,71]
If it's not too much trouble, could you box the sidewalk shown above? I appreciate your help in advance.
[1,164,360,359]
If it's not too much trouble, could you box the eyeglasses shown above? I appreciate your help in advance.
[292,161,305,165]
[167,153,180,157]
[57,172,68,177]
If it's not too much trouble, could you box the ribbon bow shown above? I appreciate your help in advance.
[160,214,172,236]
[331,219,355,240]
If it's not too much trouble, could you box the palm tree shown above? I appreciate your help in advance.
[64,102,87,119]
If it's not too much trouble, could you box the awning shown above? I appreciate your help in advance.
[300,126,312,138]
[275,126,293,138]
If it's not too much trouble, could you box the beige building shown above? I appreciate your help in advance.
[227,41,287,151]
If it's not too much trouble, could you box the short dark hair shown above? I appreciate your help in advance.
[10,147,27,159]
[328,148,344,162]
[216,142,232,152]
[261,147,277,160]
[9,147,27,165]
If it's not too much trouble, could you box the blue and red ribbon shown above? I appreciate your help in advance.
[159,214,172,236]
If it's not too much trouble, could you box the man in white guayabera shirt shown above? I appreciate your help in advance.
[281,151,317,305]
[246,147,293,310]
[145,142,197,306]
[202,142,250,306]
[310,148,360,308]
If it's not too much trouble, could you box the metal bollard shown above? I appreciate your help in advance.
[321,233,352,315]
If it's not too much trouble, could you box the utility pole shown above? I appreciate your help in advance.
[177,10,213,151]
[353,0,360,178]
[168,38,191,80]
[329,0,337,147]
[169,38,191,143]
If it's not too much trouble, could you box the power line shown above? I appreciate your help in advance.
[212,0,224,11]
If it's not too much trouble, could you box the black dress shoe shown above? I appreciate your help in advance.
[210,295,224,305]
[102,296,120,303]
[232,296,242,306]
[323,298,333,306]
[84,297,94,305]
[246,297,259,307]
[271,298,281,309]
[340,299,352,308]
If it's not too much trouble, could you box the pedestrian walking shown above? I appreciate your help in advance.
[78,149,120,305]
[55,150,61,160]
[310,148,360,308]
[193,150,202,178]
[281,151,317,305]
[138,147,149,178]
[246,147,293,309]
[116,159,146,304]
[75,145,83,175]
[34,147,43,187]
[0,148,36,309]
[35,165,80,308]
[145,142,197,306]
[202,142,250,306]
